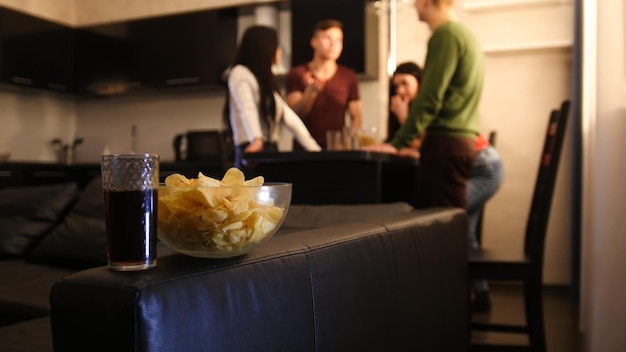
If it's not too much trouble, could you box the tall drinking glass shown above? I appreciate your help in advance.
[326,130,344,151]
[101,153,159,271]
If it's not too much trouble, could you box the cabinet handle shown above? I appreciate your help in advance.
[33,171,70,178]
[47,83,67,91]
[12,77,34,85]
[0,171,11,177]
[165,77,200,86]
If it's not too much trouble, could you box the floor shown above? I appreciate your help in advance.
[470,282,585,351]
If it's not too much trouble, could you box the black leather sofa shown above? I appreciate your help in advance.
[0,179,468,351]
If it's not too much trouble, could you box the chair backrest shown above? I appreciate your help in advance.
[173,130,229,164]
[487,131,497,146]
[524,100,570,269]
[186,130,224,161]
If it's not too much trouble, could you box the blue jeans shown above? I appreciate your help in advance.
[466,145,504,292]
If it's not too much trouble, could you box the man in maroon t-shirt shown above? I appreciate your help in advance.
[286,19,362,150]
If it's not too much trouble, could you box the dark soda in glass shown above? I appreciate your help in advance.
[104,189,157,270]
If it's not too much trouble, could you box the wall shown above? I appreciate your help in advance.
[0,86,76,161]
[74,91,225,160]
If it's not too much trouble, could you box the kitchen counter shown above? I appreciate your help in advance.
[1,153,419,206]
[243,151,419,205]
[0,160,230,189]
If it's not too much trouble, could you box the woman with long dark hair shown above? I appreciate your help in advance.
[386,62,423,148]
[226,25,321,169]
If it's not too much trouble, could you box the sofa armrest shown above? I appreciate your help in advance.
[50,208,468,352]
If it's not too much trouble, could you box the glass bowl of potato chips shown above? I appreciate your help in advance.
[157,168,292,258]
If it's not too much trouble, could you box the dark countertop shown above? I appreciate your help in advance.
[0,160,231,189]
[242,150,419,166]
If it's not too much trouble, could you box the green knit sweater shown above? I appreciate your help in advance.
[391,21,484,149]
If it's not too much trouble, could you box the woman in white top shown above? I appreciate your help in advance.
[226,25,321,169]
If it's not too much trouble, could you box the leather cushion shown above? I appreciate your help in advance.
[0,317,52,350]
[0,260,74,325]
[279,202,413,232]
[27,178,107,269]
[0,183,78,258]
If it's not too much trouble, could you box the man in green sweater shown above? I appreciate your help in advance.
[365,0,483,209]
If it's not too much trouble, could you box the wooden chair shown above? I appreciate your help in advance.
[468,100,571,352]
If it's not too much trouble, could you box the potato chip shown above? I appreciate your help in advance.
[157,167,286,255]
[197,172,221,187]
[201,208,229,223]
[220,167,246,186]
[244,176,264,186]
[164,173,193,186]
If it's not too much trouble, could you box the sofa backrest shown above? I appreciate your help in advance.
[50,207,467,352]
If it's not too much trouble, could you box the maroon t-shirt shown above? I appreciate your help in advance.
[286,64,360,149]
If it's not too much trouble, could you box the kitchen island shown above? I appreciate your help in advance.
[242,151,419,205]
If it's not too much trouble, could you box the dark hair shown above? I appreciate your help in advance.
[387,62,423,142]
[313,19,343,35]
[227,25,279,132]
[394,62,423,85]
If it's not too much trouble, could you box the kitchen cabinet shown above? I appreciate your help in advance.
[129,8,238,89]
[74,7,238,94]
[0,3,330,96]
[290,0,366,74]
[74,23,135,95]
[1,6,238,96]
[0,7,75,93]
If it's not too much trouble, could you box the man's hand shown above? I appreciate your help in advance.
[304,71,325,94]
[288,72,325,117]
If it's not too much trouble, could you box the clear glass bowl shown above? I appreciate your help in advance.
[157,182,292,258]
